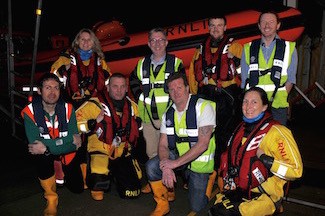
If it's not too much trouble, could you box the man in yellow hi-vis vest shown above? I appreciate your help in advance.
[129,27,186,195]
[146,73,217,215]
[241,10,298,126]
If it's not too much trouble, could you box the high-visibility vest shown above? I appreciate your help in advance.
[136,54,183,123]
[166,95,216,173]
[244,39,296,108]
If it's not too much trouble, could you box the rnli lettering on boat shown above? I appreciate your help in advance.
[166,20,209,37]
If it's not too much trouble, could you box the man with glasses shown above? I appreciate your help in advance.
[129,27,186,198]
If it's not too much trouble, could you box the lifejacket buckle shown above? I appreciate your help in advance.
[176,137,190,143]
[150,83,164,89]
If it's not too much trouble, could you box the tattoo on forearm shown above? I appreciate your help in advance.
[199,125,213,136]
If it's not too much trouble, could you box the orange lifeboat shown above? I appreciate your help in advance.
[11,4,305,89]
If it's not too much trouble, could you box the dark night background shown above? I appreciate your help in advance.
[0,1,325,215]
[1,0,324,48]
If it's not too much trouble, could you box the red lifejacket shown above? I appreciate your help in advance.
[219,112,277,192]
[21,96,76,165]
[66,51,107,97]
[194,36,237,86]
[96,91,139,148]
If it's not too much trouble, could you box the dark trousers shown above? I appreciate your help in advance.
[198,84,242,169]
[33,153,84,193]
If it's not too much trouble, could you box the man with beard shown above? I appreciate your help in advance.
[188,15,243,190]
[21,73,83,216]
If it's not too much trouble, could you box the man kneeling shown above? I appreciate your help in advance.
[146,73,217,215]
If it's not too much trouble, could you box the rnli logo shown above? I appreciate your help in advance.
[38,126,44,133]
[143,69,148,77]
[166,119,172,127]
[278,140,287,158]
[125,189,140,197]
[250,56,256,64]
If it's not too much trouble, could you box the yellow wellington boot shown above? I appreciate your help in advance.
[167,187,175,202]
[91,190,104,201]
[149,180,170,216]
[206,170,217,199]
[39,175,58,216]
[80,163,88,189]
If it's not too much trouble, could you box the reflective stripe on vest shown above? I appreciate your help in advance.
[165,95,215,173]
[244,40,295,108]
[137,55,182,123]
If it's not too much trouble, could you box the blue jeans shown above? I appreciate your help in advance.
[146,152,209,212]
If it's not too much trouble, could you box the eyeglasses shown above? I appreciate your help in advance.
[149,38,167,44]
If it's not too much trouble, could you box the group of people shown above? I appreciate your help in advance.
[21,10,303,216]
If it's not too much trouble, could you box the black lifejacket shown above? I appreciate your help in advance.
[32,95,68,139]
[166,95,199,150]
[142,53,176,97]
[248,38,286,88]
[31,95,76,165]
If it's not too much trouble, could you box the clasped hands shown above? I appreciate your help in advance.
[160,159,177,188]
[28,140,47,155]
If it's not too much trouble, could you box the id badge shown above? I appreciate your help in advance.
[112,136,121,147]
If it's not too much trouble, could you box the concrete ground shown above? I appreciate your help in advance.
[0,103,324,216]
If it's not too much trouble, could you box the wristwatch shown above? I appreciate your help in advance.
[44,147,51,156]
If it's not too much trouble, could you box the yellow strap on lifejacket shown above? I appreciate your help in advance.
[132,158,142,179]
[109,142,130,160]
